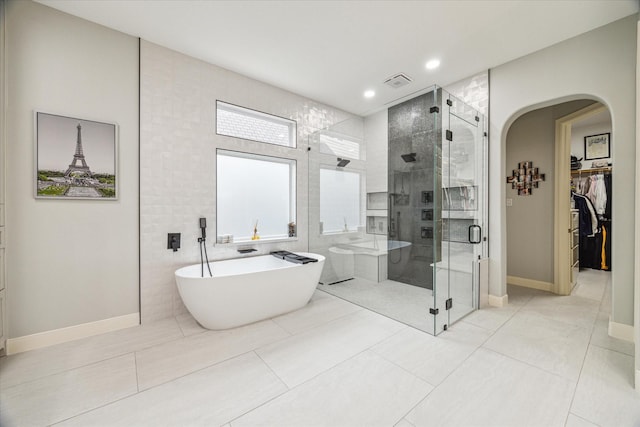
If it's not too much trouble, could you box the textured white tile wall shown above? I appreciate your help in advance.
[140,41,354,322]
[444,71,489,117]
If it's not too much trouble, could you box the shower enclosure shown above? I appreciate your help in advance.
[309,86,487,335]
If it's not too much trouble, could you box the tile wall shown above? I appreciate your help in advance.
[140,41,354,322]
[387,90,440,289]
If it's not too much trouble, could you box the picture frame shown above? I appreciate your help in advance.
[584,132,610,160]
[35,112,118,200]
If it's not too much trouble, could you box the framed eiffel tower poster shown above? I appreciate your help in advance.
[35,112,117,200]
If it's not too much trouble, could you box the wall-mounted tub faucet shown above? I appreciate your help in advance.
[167,233,181,252]
[198,217,212,277]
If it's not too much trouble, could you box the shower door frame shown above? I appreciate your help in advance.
[434,88,488,333]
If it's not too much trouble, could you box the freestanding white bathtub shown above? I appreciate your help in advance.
[175,252,325,330]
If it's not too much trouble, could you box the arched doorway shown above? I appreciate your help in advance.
[504,99,612,297]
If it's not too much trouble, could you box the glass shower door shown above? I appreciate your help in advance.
[439,92,487,328]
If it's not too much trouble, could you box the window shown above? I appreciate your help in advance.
[217,150,296,242]
[320,168,362,233]
[216,101,296,148]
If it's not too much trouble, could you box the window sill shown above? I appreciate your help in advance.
[215,236,298,247]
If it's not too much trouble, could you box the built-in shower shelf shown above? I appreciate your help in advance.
[366,192,387,210]
[443,211,476,219]
[366,215,387,235]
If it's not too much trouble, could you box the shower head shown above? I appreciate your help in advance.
[401,153,417,163]
[337,158,351,167]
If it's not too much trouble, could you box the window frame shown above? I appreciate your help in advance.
[216,149,297,244]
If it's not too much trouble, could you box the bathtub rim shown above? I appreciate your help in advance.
[175,252,326,280]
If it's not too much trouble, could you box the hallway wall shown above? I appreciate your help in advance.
[490,15,637,329]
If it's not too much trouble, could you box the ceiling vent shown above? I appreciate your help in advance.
[384,73,413,89]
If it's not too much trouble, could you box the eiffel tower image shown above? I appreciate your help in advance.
[65,123,93,177]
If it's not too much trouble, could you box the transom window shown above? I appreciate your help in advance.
[216,101,296,148]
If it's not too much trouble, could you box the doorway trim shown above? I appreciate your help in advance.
[553,102,607,295]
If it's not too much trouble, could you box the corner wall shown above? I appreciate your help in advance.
[489,15,637,327]
[5,0,140,339]
[140,41,354,322]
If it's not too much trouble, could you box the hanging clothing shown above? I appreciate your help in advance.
[604,173,612,219]
[604,220,612,271]
[573,192,600,269]
[572,193,598,236]
[586,174,607,215]
[601,224,608,270]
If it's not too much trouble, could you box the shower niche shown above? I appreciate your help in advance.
[387,86,487,334]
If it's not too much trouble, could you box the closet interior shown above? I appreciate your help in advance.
[571,166,612,287]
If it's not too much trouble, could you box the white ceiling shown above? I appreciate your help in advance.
[36,0,639,116]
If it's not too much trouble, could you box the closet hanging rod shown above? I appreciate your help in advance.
[571,166,612,175]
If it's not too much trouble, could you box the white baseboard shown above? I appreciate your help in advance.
[507,275,553,292]
[608,317,635,343]
[6,313,140,355]
[488,294,508,307]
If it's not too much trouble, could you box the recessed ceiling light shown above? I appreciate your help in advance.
[425,59,441,70]
[364,90,375,98]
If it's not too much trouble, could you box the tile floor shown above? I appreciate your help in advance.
[319,276,474,335]
[0,269,638,426]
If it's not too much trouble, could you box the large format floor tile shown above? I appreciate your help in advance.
[271,290,362,335]
[371,321,492,386]
[256,309,405,387]
[589,311,634,356]
[565,413,598,427]
[1,268,634,427]
[599,281,612,313]
[572,279,606,302]
[483,311,591,381]
[576,269,611,286]
[232,350,433,427]
[319,278,435,333]
[506,284,549,307]
[135,319,289,390]
[175,312,206,336]
[407,348,575,427]
[459,304,519,332]
[56,352,288,427]
[519,294,599,330]
[0,354,138,427]
[571,345,640,427]
[0,318,183,390]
